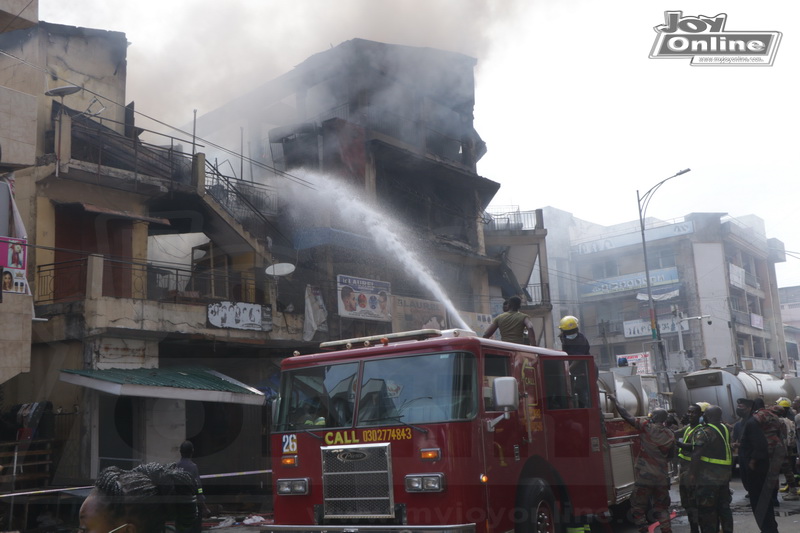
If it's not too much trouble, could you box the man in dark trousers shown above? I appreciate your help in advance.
[557,315,590,355]
[687,405,733,533]
[738,398,778,533]
[676,403,705,533]
[482,296,535,345]
[608,394,675,533]
[176,440,211,532]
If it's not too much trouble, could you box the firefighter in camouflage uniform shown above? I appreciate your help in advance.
[687,405,733,533]
[609,395,676,533]
[751,397,787,503]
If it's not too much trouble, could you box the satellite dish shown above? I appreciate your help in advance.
[45,85,81,98]
[265,263,295,277]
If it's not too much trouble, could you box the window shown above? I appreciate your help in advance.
[360,352,477,424]
[274,362,359,430]
[592,259,618,280]
[649,249,676,269]
[542,359,593,410]
[483,354,510,411]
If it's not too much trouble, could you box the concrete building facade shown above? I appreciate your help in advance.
[528,207,791,381]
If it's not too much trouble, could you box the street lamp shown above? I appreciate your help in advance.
[45,85,81,177]
[637,168,691,398]
[674,312,711,362]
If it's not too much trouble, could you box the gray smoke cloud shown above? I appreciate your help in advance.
[40,0,527,132]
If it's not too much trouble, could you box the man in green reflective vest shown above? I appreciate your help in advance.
[687,405,733,533]
[676,403,705,533]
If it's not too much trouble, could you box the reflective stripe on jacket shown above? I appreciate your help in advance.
[699,423,732,465]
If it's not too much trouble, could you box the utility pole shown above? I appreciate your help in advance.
[637,168,691,403]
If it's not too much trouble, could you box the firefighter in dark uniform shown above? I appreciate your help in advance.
[687,405,733,533]
[557,315,590,355]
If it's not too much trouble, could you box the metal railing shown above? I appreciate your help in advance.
[67,104,196,184]
[523,283,551,306]
[35,256,265,305]
[485,209,539,231]
[204,162,279,244]
[35,258,87,303]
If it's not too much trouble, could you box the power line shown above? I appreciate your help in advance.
[0,0,35,33]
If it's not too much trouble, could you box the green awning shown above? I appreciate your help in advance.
[60,367,265,406]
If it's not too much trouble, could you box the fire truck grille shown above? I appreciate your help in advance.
[321,443,394,519]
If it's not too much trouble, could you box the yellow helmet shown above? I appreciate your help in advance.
[559,315,579,331]
[696,402,710,413]
[777,397,791,408]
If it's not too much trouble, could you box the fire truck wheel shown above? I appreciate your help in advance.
[516,478,558,533]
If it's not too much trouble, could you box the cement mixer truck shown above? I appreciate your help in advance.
[673,366,800,424]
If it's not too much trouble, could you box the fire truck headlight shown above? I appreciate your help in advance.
[277,478,309,495]
[405,473,444,492]
[422,475,442,491]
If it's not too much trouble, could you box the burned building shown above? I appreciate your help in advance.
[2,15,549,528]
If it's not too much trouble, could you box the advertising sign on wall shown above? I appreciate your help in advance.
[617,352,653,374]
[1,238,29,294]
[337,275,391,322]
[391,295,448,332]
[460,311,494,337]
[207,301,273,331]
[581,267,679,298]
[624,317,689,338]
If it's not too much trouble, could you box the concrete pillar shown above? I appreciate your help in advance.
[57,112,72,175]
[85,254,104,299]
[193,152,206,194]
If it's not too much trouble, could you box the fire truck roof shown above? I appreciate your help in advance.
[319,328,477,351]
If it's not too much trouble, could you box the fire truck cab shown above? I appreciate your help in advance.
[268,329,641,533]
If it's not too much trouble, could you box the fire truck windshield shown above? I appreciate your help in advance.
[273,352,477,431]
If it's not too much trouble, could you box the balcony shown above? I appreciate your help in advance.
[485,209,540,231]
[33,254,308,344]
[522,283,552,308]
[35,256,265,305]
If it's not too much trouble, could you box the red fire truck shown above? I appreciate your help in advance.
[268,329,648,533]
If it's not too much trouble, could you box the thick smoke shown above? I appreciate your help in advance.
[40,0,527,131]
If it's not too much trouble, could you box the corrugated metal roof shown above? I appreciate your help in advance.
[60,367,265,406]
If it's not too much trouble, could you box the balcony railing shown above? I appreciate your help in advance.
[485,208,539,231]
[522,283,551,307]
[35,256,265,306]
[744,271,761,290]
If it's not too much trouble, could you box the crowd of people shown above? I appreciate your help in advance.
[612,395,800,533]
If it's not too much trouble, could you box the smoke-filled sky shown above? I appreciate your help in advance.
[36,1,800,286]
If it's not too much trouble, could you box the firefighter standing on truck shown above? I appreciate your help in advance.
[482,296,535,345]
[687,405,733,533]
[557,315,590,355]
[608,394,675,533]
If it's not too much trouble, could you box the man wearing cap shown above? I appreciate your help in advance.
[687,405,733,533]
[738,397,778,533]
[676,403,705,533]
[609,394,675,533]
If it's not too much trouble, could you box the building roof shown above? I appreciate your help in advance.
[60,367,265,406]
